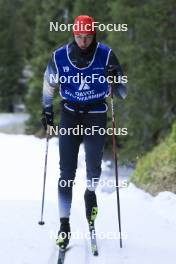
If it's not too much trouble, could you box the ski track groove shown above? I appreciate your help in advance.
[47,244,58,264]
[72,206,91,264]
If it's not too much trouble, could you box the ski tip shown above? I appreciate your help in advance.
[38,221,45,225]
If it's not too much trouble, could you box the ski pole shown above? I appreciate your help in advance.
[109,85,123,248]
[38,127,50,225]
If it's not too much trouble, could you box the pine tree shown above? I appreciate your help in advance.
[25,0,74,134]
[0,0,24,111]
[108,0,176,160]
[0,0,43,111]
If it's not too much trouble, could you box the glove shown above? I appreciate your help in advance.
[105,65,127,99]
[105,65,117,77]
[41,106,54,131]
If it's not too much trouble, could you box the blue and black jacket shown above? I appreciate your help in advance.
[42,38,127,113]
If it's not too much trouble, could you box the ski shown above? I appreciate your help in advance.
[57,249,66,264]
[89,225,99,256]
[57,225,98,263]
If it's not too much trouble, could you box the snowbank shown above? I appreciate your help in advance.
[0,133,176,264]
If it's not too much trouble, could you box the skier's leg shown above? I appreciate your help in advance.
[57,109,82,249]
[84,188,98,223]
[58,109,82,219]
[83,113,107,223]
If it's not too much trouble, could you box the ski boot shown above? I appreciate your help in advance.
[84,189,99,256]
[84,188,98,227]
[56,218,71,250]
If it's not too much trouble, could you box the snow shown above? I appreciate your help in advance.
[0,113,29,128]
[0,133,176,264]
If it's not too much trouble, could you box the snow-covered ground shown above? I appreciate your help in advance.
[0,113,29,128]
[0,113,29,134]
[0,133,176,264]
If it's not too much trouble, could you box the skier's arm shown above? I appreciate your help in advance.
[42,53,58,108]
[106,50,127,100]
[42,53,58,130]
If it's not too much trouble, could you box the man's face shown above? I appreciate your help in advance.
[74,34,94,49]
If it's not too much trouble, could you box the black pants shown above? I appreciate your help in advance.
[58,105,107,218]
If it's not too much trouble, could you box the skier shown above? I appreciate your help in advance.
[42,15,127,251]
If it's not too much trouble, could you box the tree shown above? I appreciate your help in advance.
[25,0,74,134]
[108,0,176,160]
[0,0,43,111]
[0,0,24,111]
